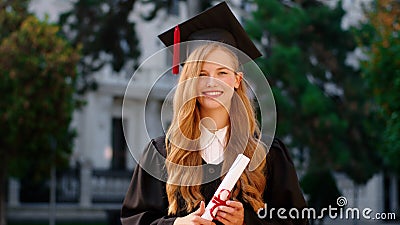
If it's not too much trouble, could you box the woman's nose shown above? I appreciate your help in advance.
[206,76,218,87]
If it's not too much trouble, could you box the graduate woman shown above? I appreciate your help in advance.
[121,2,308,225]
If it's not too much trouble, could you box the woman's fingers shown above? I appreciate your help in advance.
[218,201,244,214]
[193,201,206,216]
[191,201,215,225]
[174,201,216,225]
[215,200,244,225]
[226,200,243,209]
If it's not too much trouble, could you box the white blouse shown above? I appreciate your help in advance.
[199,125,228,164]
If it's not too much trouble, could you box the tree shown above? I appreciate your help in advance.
[246,0,382,220]
[356,0,400,174]
[0,1,80,224]
[58,0,141,93]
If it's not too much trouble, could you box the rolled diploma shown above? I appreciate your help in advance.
[201,154,250,220]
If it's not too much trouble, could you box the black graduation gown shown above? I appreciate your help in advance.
[121,136,309,225]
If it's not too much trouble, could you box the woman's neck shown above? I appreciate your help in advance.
[199,108,229,131]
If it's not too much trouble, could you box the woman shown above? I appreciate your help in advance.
[121,2,308,225]
[121,43,308,225]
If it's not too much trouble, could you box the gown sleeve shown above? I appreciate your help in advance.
[120,137,177,225]
[240,138,308,225]
[262,138,309,225]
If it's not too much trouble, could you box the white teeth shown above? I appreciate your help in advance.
[204,91,222,96]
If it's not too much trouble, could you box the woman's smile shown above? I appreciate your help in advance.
[196,48,242,112]
[201,90,224,98]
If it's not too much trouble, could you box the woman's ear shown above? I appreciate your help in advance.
[234,72,243,89]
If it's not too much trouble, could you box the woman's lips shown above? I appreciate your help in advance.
[201,91,223,98]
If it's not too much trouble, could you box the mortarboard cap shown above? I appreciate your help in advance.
[158,1,262,74]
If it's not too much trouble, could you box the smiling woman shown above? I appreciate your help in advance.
[196,46,242,120]
[165,43,267,223]
[121,2,308,225]
[190,45,243,132]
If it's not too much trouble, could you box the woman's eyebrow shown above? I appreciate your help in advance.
[216,66,234,71]
[200,67,234,72]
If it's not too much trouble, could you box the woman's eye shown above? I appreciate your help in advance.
[199,73,207,77]
[218,71,228,75]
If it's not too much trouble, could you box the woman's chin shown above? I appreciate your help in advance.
[199,98,226,110]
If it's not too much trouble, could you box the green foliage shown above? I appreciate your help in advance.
[0,9,80,179]
[0,0,30,40]
[355,0,400,173]
[247,0,383,212]
[58,0,141,92]
[301,169,341,212]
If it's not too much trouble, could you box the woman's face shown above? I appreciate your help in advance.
[196,48,242,112]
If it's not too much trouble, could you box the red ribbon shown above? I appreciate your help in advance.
[172,25,180,75]
[209,189,231,220]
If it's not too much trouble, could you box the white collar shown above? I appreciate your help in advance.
[199,124,228,150]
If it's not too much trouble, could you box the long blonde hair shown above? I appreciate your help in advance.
[165,43,267,215]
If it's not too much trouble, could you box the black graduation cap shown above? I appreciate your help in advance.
[158,1,262,74]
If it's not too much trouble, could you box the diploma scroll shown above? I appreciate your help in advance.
[201,154,250,221]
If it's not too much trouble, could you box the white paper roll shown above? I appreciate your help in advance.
[201,154,250,221]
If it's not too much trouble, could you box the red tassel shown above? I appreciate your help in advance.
[172,25,180,75]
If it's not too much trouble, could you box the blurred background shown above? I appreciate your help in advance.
[0,0,399,225]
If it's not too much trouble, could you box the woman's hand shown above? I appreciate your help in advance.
[174,201,216,225]
[215,200,244,225]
